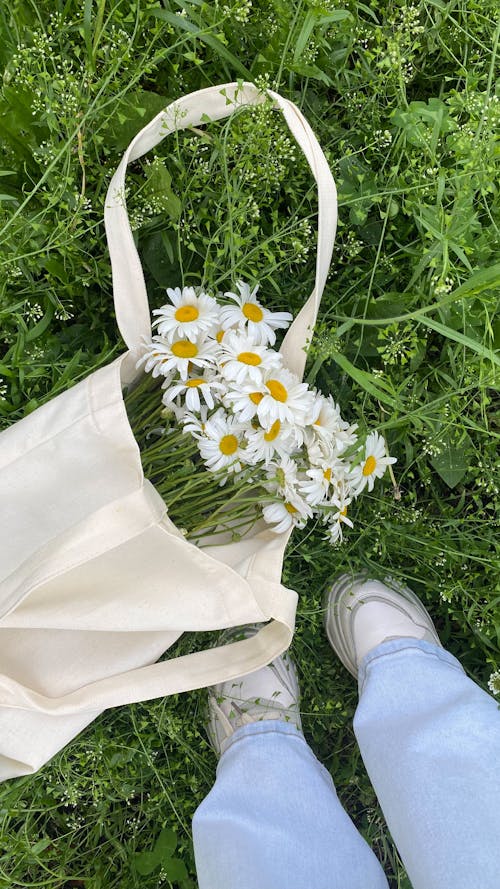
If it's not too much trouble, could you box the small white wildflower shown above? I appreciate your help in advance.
[488,670,500,696]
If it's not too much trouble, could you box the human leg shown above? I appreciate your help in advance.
[325,575,500,889]
[192,627,388,889]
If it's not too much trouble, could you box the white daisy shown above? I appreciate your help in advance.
[223,379,266,423]
[330,474,354,503]
[181,406,210,440]
[349,431,397,494]
[217,330,281,385]
[257,367,316,427]
[244,419,298,465]
[220,280,293,346]
[262,493,313,534]
[323,478,353,544]
[197,408,246,473]
[135,338,176,381]
[309,393,358,454]
[152,287,220,342]
[307,438,338,467]
[298,458,344,506]
[162,399,185,423]
[264,454,302,500]
[142,334,217,381]
[213,326,229,345]
[162,372,226,413]
[325,510,353,544]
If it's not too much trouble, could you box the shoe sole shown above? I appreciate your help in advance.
[323,573,441,677]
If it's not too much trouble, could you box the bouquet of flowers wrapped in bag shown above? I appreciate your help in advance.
[124,281,396,545]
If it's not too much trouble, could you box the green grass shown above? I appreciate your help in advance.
[0,1,499,886]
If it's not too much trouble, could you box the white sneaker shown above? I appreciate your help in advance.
[324,574,441,677]
[206,625,302,757]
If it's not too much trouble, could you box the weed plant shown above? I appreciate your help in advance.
[0,1,499,887]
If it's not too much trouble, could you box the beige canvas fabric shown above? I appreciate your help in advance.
[0,82,337,781]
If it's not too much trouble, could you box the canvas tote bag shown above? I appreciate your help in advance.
[0,81,337,781]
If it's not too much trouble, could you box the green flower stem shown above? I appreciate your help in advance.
[123,373,266,540]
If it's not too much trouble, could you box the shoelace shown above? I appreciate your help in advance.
[210,699,254,740]
[211,658,298,741]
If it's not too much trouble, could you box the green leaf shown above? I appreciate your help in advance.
[145,160,182,220]
[293,11,316,62]
[293,10,351,63]
[151,9,252,78]
[329,352,396,408]
[134,828,178,876]
[154,827,177,858]
[450,263,500,299]
[142,231,179,286]
[31,837,53,855]
[415,315,500,366]
[25,305,55,343]
[83,0,93,62]
[105,90,170,152]
[134,850,158,876]
[349,205,368,225]
[288,62,333,85]
[430,441,469,489]
[164,857,188,881]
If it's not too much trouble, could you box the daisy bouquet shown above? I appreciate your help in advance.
[124,281,396,545]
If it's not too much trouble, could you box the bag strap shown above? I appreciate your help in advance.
[104,81,337,378]
[0,585,297,715]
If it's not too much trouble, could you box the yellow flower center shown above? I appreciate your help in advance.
[242,302,264,322]
[171,340,198,359]
[264,420,281,442]
[216,329,225,343]
[238,351,262,366]
[340,506,348,517]
[362,455,377,476]
[323,468,332,482]
[285,501,297,514]
[266,379,288,402]
[249,391,264,405]
[175,304,199,323]
[219,434,238,456]
[186,378,204,388]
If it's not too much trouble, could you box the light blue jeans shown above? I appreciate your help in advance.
[192,639,500,889]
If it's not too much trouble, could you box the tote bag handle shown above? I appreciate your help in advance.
[105,81,337,378]
[1,582,297,715]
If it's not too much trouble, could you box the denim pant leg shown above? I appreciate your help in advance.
[354,638,500,889]
[192,720,388,889]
